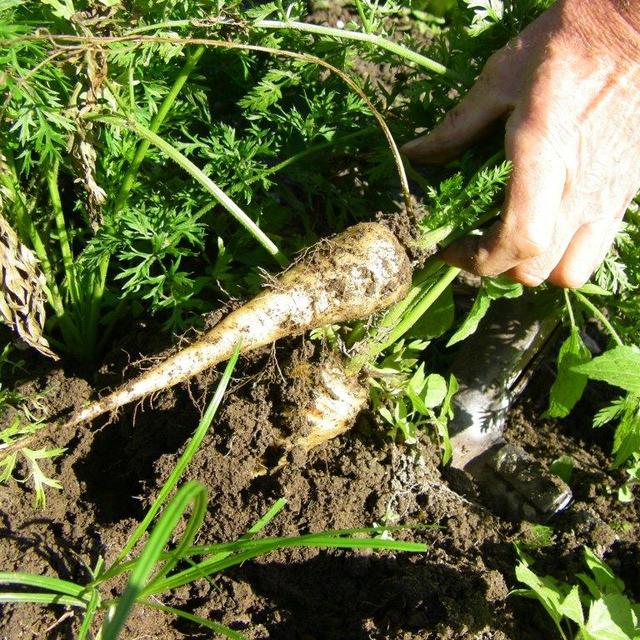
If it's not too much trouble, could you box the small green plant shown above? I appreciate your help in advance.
[513,545,640,640]
[0,414,65,509]
[544,282,640,498]
[0,344,64,507]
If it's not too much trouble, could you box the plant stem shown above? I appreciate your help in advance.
[93,113,288,267]
[255,19,471,84]
[85,46,207,361]
[573,290,624,347]
[374,265,460,355]
[46,160,79,305]
[563,288,576,329]
[354,0,373,33]
[346,261,459,374]
[113,44,206,212]
[123,18,468,83]
[248,128,374,187]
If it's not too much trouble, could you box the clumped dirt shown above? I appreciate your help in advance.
[1,320,638,640]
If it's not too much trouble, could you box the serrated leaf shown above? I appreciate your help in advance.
[41,0,75,19]
[583,548,625,595]
[612,408,640,468]
[559,585,584,626]
[585,594,637,640]
[573,346,640,393]
[546,328,591,418]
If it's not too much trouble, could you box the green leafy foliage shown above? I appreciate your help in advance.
[513,546,640,640]
[546,328,592,418]
[447,275,522,346]
[369,338,457,460]
[0,344,63,507]
[418,160,511,244]
[573,347,640,395]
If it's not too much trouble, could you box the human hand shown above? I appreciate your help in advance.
[402,0,640,288]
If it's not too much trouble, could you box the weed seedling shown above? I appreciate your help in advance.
[513,545,640,640]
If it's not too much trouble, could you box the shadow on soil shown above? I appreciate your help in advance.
[73,394,201,524]
[216,554,496,639]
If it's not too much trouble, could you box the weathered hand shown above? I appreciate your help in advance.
[402,0,640,288]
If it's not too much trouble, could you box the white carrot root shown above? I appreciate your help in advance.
[67,223,411,427]
[289,357,369,452]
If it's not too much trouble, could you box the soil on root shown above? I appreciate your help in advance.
[1,330,638,640]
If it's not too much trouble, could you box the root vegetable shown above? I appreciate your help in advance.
[285,356,369,453]
[67,223,412,428]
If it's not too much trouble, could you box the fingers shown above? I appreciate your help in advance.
[547,215,624,288]
[401,67,510,163]
[442,121,567,278]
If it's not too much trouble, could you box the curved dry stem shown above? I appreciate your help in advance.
[10,32,413,215]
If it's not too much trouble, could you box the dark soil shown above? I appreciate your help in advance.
[1,318,639,640]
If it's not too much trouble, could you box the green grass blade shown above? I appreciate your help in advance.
[0,592,86,607]
[109,343,241,569]
[144,601,248,639]
[77,588,100,640]
[246,498,287,535]
[149,483,208,585]
[101,481,208,640]
[208,497,287,564]
[145,531,427,595]
[0,572,86,597]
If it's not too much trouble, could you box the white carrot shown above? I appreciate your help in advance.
[67,223,411,428]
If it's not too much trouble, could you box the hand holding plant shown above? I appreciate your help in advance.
[403,0,640,289]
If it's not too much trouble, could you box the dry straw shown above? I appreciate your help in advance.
[0,211,57,359]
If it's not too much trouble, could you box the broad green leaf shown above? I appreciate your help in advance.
[611,400,640,468]
[484,275,523,300]
[439,374,458,420]
[583,548,625,595]
[550,455,574,484]
[423,374,448,409]
[41,0,75,19]
[514,561,565,628]
[546,328,591,418]
[560,585,584,626]
[447,290,490,346]
[573,346,640,394]
[585,594,638,640]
